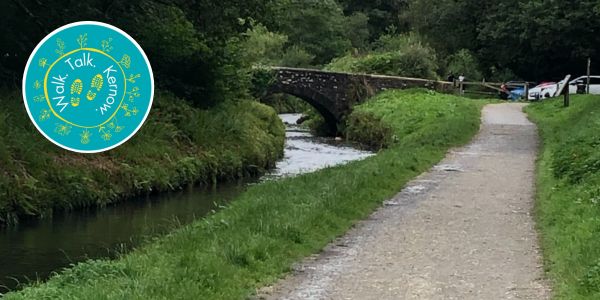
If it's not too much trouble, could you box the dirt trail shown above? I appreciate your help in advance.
[261,103,551,300]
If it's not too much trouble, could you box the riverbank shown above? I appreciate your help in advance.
[526,95,600,299]
[1,113,369,293]
[4,89,482,299]
[0,90,285,225]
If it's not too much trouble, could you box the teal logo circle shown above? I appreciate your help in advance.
[22,21,154,153]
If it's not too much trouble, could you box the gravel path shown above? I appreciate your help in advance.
[260,103,551,300]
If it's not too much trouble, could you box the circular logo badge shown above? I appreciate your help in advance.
[22,21,154,153]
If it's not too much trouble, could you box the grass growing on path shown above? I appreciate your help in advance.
[526,95,600,299]
[4,90,482,299]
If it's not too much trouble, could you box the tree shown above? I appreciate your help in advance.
[478,0,600,80]
[269,0,355,65]
[407,0,487,55]
[339,0,410,40]
[241,23,288,66]
[0,0,278,106]
[408,0,600,81]
[446,49,482,81]
[326,33,439,79]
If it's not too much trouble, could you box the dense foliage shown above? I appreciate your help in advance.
[339,0,409,41]
[326,34,439,79]
[1,0,597,99]
[0,0,276,106]
[409,0,600,81]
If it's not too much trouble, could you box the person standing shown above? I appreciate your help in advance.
[458,74,466,94]
[500,83,510,100]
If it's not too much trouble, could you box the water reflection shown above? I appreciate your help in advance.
[0,183,246,292]
[0,114,372,293]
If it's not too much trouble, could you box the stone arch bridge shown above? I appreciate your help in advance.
[267,67,454,131]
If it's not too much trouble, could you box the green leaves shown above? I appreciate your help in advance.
[409,0,599,80]
[269,0,365,65]
[446,49,482,81]
[326,34,439,79]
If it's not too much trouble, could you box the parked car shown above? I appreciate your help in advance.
[528,82,557,101]
[527,76,600,100]
[567,76,600,95]
[503,81,535,100]
[553,76,600,96]
[508,87,526,100]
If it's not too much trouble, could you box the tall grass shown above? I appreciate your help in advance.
[526,95,600,299]
[4,89,482,299]
[0,90,285,224]
[347,89,476,150]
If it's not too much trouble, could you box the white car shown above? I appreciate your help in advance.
[566,76,600,94]
[528,76,600,100]
[528,82,557,100]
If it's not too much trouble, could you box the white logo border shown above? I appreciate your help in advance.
[22,21,155,154]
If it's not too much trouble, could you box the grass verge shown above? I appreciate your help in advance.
[3,89,482,299]
[0,90,285,224]
[526,95,600,299]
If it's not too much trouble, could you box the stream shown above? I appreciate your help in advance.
[0,114,372,293]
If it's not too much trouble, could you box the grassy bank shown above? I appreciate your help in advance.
[4,90,482,299]
[0,90,285,224]
[526,95,600,299]
[346,89,480,150]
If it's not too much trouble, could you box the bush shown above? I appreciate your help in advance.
[326,34,439,79]
[327,50,438,79]
[250,67,277,99]
[371,32,424,53]
[280,46,315,68]
[445,49,483,81]
[241,23,288,66]
[304,112,337,136]
[346,111,393,150]
[324,55,359,73]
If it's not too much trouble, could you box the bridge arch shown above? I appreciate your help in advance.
[265,67,454,133]
[269,84,339,132]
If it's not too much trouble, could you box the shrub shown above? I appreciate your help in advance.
[326,34,439,79]
[280,46,315,68]
[346,111,393,150]
[304,112,337,137]
[371,32,424,53]
[241,23,288,66]
[250,67,277,99]
[445,49,483,81]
